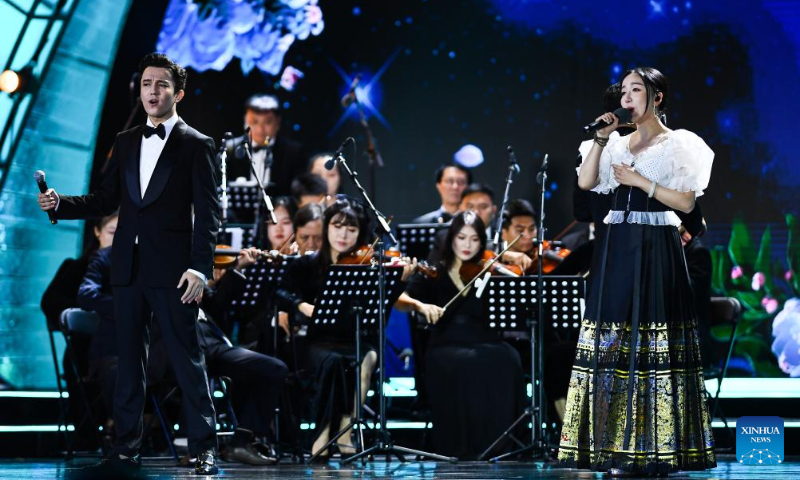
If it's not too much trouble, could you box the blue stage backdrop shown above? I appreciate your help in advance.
[2,0,800,389]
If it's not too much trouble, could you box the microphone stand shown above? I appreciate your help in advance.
[218,133,232,234]
[242,138,278,225]
[335,146,456,465]
[482,154,550,463]
[492,146,520,252]
[351,93,383,200]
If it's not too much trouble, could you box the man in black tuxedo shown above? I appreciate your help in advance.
[223,94,308,198]
[38,53,220,475]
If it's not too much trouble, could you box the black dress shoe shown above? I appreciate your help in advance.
[222,443,277,466]
[250,441,278,461]
[194,451,219,475]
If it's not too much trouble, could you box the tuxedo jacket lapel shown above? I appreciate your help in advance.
[141,121,185,208]
[125,127,143,206]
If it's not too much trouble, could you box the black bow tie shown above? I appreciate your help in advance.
[252,143,270,153]
[143,123,166,140]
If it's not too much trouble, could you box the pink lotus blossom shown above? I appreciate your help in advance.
[279,65,304,91]
[731,265,743,280]
[752,272,766,291]
[764,297,779,314]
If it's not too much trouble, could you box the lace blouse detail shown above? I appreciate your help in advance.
[577,129,714,197]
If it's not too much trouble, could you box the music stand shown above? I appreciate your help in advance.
[477,275,586,462]
[305,264,406,464]
[223,184,261,224]
[396,223,449,261]
[226,257,298,458]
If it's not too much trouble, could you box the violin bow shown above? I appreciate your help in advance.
[442,234,522,312]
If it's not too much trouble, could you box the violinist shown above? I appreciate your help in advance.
[264,196,297,254]
[428,184,533,273]
[292,203,324,255]
[395,211,525,460]
[500,199,538,259]
[276,196,416,458]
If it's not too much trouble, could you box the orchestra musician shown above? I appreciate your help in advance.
[276,196,416,459]
[395,211,525,459]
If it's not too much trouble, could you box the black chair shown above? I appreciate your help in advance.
[46,315,70,448]
[705,296,742,445]
[59,308,104,458]
[145,376,239,462]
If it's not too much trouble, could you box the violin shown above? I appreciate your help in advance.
[336,244,439,279]
[526,240,572,274]
[459,250,524,283]
[336,244,401,265]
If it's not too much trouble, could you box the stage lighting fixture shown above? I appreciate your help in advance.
[0,65,33,94]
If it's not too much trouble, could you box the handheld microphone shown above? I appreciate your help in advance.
[340,75,361,108]
[582,107,632,134]
[325,137,353,170]
[34,170,57,225]
[507,146,520,173]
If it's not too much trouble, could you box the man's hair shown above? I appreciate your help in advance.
[138,53,187,91]
[245,94,280,114]
[291,173,328,200]
[502,199,537,229]
[460,183,495,203]
[293,203,325,231]
[434,162,472,185]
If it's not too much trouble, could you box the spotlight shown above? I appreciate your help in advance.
[0,65,34,95]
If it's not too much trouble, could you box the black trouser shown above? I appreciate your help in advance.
[111,248,217,457]
[201,322,289,439]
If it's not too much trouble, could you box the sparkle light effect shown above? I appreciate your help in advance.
[327,48,401,137]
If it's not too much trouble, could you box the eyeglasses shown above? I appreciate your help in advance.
[442,179,467,187]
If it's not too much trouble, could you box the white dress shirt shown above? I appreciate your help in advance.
[139,114,206,283]
[140,114,179,197]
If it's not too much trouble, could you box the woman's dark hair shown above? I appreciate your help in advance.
[501,199,536,230]
[319,196,371,266]
[441,211,487,271]
[622,67,669,124]
[293,203,324,231]
[138,52,187,92]
[83,212,119,257]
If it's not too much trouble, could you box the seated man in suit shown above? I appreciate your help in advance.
[223,94,308,198]
[78,245,288,466]
[413,162,472,224]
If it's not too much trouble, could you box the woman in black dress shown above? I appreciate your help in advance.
[277,196,414,457]
[558,67,716,476]
[396,211,525,460]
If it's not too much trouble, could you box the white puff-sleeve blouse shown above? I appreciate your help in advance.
[577,129,714,226]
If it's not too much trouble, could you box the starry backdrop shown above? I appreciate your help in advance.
[89,0,800,235]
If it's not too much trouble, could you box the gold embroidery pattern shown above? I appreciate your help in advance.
[558,319,716,474]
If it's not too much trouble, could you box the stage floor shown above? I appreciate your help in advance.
[0,456,796,479]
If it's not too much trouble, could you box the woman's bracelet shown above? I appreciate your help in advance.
[647,180,658,198]
[593,132,609,147]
